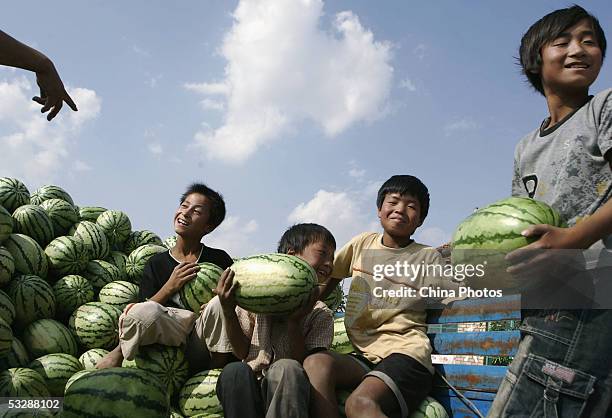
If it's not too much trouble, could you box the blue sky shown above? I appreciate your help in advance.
[2,0,611,257]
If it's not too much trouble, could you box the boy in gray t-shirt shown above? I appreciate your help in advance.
[489,5,612,418]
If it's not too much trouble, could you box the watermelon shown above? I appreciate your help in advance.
[0,337,29,369]
[78,206,107,222]
[125,244,167,284]
[45,235,89,276]
[40,198,79,237]
[4,233,48,278]
[324,284,343,311]
[179,369,223,417]
[79,348,110,370]
[64,369,93,393]
[98,280,139,310]
[451,197,564,287]
[0,367,50,398]
[62,367,169,418]
[164,235,177,249]
[12,204,54,246]
[85,260,121,293]
[0,178,30,213]
[231,254,316,315]
[22,319,78,358]
[0,206,13,244]
[123,230,163,254]
[0,289,15,325]
[30,184,74,206]
[106,250,128,277]
[53,274,95,318]
[29,353,83,396]
[69,302,121,350]
[96,210,132,248]
[122,344,189,397]
[0,246,14,286]
[178,263,223,312]
[0,404,55,417]
[5,274,55,327]
[330,317,354,354]
[410,396,449,418]
[0,317,13,357]
[72,220,110,260]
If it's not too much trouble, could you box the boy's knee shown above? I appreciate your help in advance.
[219,361,252,380]
[345,393,377,417]
[303,351,334,378]
[267,358,304,379]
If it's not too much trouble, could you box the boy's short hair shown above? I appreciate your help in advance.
[180,183,226,230]
[519,5,607,95]
[376,175,430,222]
[277,223,336,254]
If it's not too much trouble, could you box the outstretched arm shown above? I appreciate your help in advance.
[0,29,77,120]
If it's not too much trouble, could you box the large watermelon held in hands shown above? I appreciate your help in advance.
[231,253,316,315]
[178,262,223,312]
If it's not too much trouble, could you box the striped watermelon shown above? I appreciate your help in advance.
[0,404,55,417]
[4,233,48,278]
[96,210,132,248]
[29,353,83,396]
[22,319,78,358]
[72,220,110,260]
[106,250,127,277]
[125,244,166,284]
[178,263,223,312]
[0,178,30,213]
[0,205,13,244]
[0,289,15,325]
[0,317,13,356]
[30,184,74,206]
[78,206,107,222]
[0,246,15,285]
[64,369,92,393]
[324,284,343,311]
[99,280,139,310]
[451,197,564,287]
[0,367,50,398]
[79,348,110,370]
[231,254,316,315]
[62,367,169,418]
[45,235,89,276]
[6,274,55,327]
[0,337,29,369]
[40,198,79,237]
[53,274,95,318]
[69,302,121,350]
[164,235,177,249]
[179,369,223,417]
[12,204,54,246]
[122,344,189,397]
[123,230,163,254]
[85,260,121,293]
[410,396,449,418]
[330,317,354,354]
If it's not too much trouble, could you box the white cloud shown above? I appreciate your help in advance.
[200,98,225,111]
[0,77,101,185]
[132,45,151,57]
[188,0,393,163]
[399,77,416,92]
[414,43,426,60]
[206,216,261,257]
[148,142,163,156]
[414,226,451,247]
[73,160,92,171]
[444,118,480,137]
[146,74,162,88]
[349,168,366,179]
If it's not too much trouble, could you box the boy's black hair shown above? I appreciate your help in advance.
[376,175,430,222]
[277,223,336,254]
[519,5,607,95]
[180,183,226,231]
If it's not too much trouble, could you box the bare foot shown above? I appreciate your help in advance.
[96,345,124,369]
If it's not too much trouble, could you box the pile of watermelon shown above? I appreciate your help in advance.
[0,177,357,417]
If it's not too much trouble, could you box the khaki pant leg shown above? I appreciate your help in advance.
[118,300,197,360]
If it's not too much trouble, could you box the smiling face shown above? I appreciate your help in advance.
[539,18,603,96]
[291,240,335,283]
[377,192,422,246]
[173,193,213,240]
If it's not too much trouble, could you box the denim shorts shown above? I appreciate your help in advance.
[488,309,612,418]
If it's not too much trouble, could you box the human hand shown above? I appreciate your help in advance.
[164,262,200,294]
[33,58,77,121]
[213,268,238,313]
